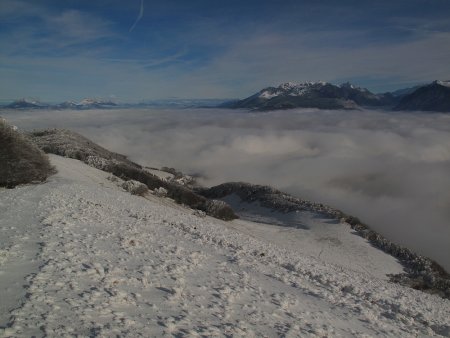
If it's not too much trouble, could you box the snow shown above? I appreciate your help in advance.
[259,82,330,99]
[144,167,175,181]
[220,194,403,279]
[77,98,115,106]
[277,82,327,91]
[279,82,300,90]
[436,80,450,88]
[1,155,449,337]
[79,98,98,105]
[259,91,280,99]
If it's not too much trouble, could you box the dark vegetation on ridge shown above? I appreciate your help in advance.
[0,119,55,188]
[29,129,237,221]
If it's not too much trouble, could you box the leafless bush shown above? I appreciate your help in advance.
[0,119,55,188]
[121,180,149,196]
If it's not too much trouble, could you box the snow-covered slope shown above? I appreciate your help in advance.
[221,194,403,279]
[1,155,449,337]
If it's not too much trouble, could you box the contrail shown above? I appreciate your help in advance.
[129,0,144,32]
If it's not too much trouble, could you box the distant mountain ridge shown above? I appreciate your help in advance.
[225,80,450,112]
[3,80,450,112]
[225,81,397,111]
[5,98,49,109]
[5,98,117,110]
[2,98,228,110]
[394,80,450,112]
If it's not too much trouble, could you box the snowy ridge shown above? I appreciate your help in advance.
[5,98,48,109]
[340,82,370,93]
[258,81,330,99]
[1,155,449,337]
[3,98,117,110]
[77,98,117,107]
[230,80,396,111]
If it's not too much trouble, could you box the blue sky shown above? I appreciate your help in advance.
[1,0,450,102]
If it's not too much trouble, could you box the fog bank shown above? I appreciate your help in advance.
[3,107,450,271]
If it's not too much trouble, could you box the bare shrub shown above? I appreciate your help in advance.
[0,119,55,188]
[204,200,237,221]
[121,180,148,196]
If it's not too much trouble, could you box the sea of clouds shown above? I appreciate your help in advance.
[3,107,450,270]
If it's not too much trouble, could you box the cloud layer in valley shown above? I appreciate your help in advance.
[3,108,450,271]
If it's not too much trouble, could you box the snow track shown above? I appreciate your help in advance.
[1,155,449,337]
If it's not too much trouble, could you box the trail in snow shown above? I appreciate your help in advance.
[0,184,45,327]
[0,155,449,337]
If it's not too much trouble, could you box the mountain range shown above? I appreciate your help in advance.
[1,98,228,110]
[225,80,450,112]
[3,80,450,112]
[4,98,118,110]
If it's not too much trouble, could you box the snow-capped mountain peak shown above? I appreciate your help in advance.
[340,82,370,93]
[277,81,328,91]
[77,98,117,107]
[79,98,112,105]
[278,82,300,90]
[79,98,97,105]
[340,82,356,89]
[20,98,41,105]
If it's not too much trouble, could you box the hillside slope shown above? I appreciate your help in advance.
[30,129,236,221]
[1,155,449,337]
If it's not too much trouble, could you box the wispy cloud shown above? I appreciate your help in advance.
[104,47,187,69]
[0,1,117,56]
[47,9,114,44]
[129,0,144,32]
